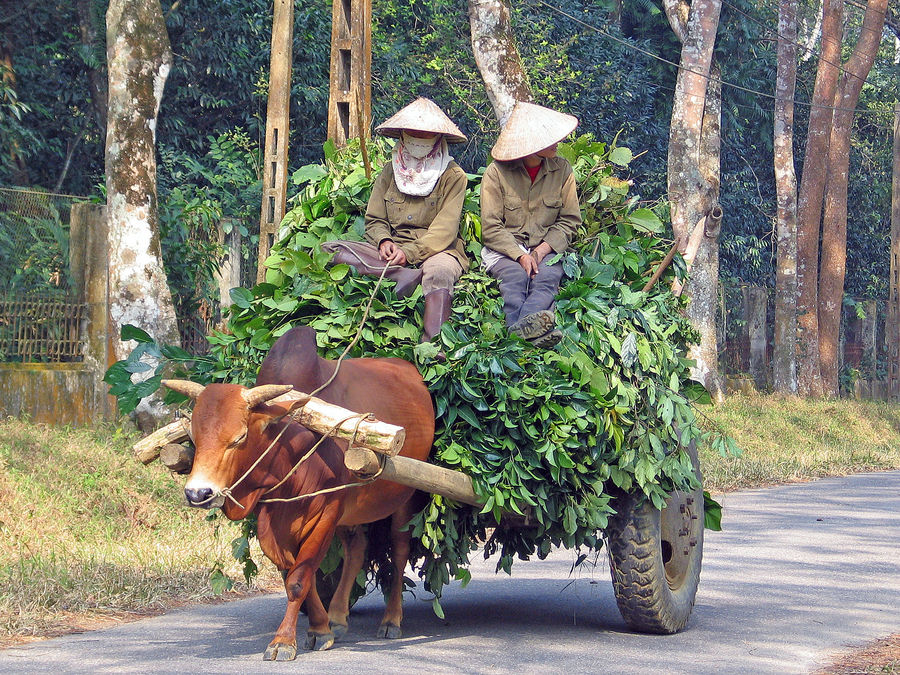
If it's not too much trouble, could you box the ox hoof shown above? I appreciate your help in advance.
[304,630,335,651]
[377,622,402,639]
[330,621,349,640]
[263,641,297,661]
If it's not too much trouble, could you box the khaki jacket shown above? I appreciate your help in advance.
[364,162,468,267]
[480,156,581,260]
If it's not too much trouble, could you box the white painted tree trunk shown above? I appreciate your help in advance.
[106,0,180,427]
[468,0,532,126]
[665,0,725,402]
[773,0,799,394]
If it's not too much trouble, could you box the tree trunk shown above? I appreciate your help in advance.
[665,0,724,402]
[795,0,842,397]
[773,0,799,394]
[0,41,29,186]
[468,0,532,126]
[106,0,180,428]
[800,0,823,61]
[818,0,888,396]
[77,0,108,137]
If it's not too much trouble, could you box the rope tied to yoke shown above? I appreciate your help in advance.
[192,257,397,509]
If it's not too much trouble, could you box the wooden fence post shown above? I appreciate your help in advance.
[861,299,877,379]
[887,103,900,400]
[215,219,242,328]
[69,202,113,420]
[743,285,768,391]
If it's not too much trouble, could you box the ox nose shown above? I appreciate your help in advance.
[185,486,215,507]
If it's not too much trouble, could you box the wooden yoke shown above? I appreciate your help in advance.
[133,389,405,464]
[133,389,482,508]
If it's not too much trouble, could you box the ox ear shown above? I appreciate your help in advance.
[161,379,205,399]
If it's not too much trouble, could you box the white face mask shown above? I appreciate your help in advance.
[401,132,439,159]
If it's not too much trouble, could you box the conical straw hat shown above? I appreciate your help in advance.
[375,97,468,144]
[491,101,579,161]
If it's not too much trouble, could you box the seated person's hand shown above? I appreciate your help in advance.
[531,241,554,266]
[379,240,408,266]
[518,252,539,278]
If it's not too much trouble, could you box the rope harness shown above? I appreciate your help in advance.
[194,260,396,509]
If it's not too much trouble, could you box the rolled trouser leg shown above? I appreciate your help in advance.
[518,259,564,318]
[321,240,422,298]
[421,251,463,296]
[489,257,530,327]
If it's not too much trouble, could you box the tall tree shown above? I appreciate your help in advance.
[663,0,725,402]
[818,0,888,396]
[795,0,842,397]
[468,0,532,125]
[106,0,180,427]
[773,0,799,394]
[77,0,107,138]
[0,38,29,185]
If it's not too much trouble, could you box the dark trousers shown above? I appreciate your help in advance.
[489,256,564,326]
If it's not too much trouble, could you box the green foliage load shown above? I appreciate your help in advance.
[186,137,725,604]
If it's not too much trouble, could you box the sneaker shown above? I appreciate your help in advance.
[530,329,563,349]
[510,310,556,340]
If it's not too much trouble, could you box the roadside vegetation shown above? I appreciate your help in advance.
[0,418,279,646]
[2,397,898,644]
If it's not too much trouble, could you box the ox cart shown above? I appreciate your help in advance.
[136,385,704,638]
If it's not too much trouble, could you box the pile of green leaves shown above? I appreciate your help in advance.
[176,136,729,606]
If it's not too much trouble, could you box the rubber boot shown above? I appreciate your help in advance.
[325,241,422,298]
[421,289,452,361]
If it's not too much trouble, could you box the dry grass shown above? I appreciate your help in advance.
[814,634,900,674]
[699,394,900,492]
[0,417,280,644]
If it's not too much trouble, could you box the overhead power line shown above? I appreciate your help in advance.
[721,0,890,95]
[532,0,896,118]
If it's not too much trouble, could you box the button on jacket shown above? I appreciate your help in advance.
[364,162,468,267]
[480,156,581,260]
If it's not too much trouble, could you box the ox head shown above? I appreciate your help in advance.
[162,380,304,518]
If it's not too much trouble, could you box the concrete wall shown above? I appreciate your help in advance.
[0,363,109,425]
[0,203,113,425]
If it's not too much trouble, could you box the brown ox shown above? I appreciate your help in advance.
[164,326,434,661]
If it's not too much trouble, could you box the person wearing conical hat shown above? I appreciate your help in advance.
[322,98,469,350]
[479,101,582,349]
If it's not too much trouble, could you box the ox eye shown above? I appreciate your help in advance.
[229,431,247,448]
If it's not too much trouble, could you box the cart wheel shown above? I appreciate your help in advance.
[605,440,704,634]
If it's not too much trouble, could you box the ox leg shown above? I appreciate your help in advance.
[378,505,414,639]
[328,526,368,639]
[264,518,338,660]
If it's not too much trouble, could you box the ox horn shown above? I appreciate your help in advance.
[242,384,295,408]
[161,379,206,399]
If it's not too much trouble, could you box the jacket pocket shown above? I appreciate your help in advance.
[503,196,524,229]
[542,196,563,208]
[386,194,409,226]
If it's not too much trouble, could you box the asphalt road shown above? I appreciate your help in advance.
[2,471,897,674]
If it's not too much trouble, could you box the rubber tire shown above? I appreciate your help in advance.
[605,440,704,634]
